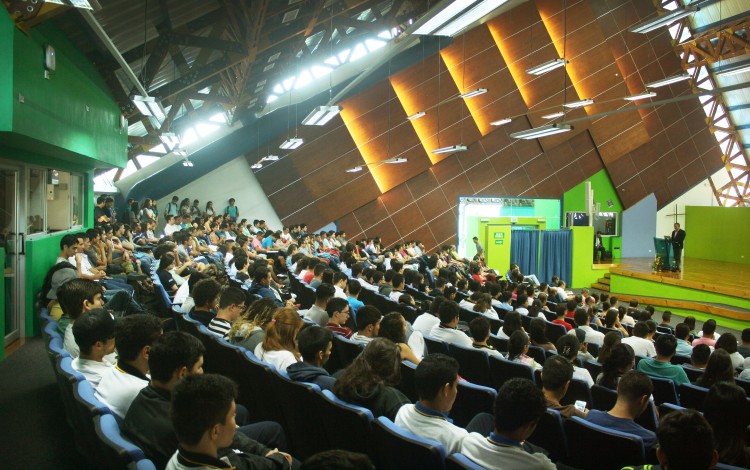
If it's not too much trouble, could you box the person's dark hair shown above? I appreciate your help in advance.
[604,309,619,328]
[528,317,551,345]
[617,370,653,403]
[379,312,406,344]
[326,297,349,319]
[632,321,649,338]
[414,353,459,401]
[171,374,238,446]
[72,309,115,355]
[556,334,580,361]
[675,323,690,341]
[501,311,522,337]
[565,299,576,312]
[469,316,491,342]
[692,344,711,367]
[218,286,246,310]
[60,233,78,250]
[192,279,222,308]
[573,308,589,328]
[702,319,717,336]
[333,338,402,402]
[542,355,573,391]
[438,300,460,324]
[57,278,103,320]
[355,306,381,331]
[684,316,696,331]
[714,333,738,354]
[115,314,163,362]
[391,273,405,289]
[347,279,361,297]
[159,253,176,270]
[297,326,334,362]
[494,378,546,433]
[696,349,735,388]
[703,382,749,467]
[654,334,677,357]
[508,330,530,361]
[657,410,716,470]
[598,343,634,390]
[741,328,750,344]
[315,283,335,302]
[661,310,672,324]
[302,450,375,470]
[149,331,205,382]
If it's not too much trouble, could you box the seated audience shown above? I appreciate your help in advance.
[460,378,556,469]
[395,354,492,454]
[469,317,503,358]
[496,311,524,340]
[586,370,657,449]
[166,374,293,469]
[350,306,381,345]
[621,321,656,358]
[429,300,473,348]
[379,312,421,365]
[57,278,106,358]
[229,298,277,352]
[71,309,115,387]
[286,326,337,391]
[598,331,623,366]
[658,311,674,334]
[691,344,711,370]
[636,334,690,386]
[552,305,572,332]
[541,355,588,418]
[207,287,246,338]
[692,319,718,348]
[412,297,442,336]
[299,283,335,327]
[529,317,556,351]
[333,338,410,420]
[97,314,163,418]
[507,330,541,371]
[703,382,750,467]
[714,332,744,370]
[189,279,221,326]
[695,349,736,388]
[674,323,693,356]
[302,450,374,469]
[324,297,353,339]
[597,343,635,390]
[738,328,750,359]
[254,308,303,372]
[603,308,629,337]
[556,334,594,388]
[346,280,364,317]
[568,308,604,347]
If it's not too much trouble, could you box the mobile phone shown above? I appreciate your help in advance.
[574,400,587,412]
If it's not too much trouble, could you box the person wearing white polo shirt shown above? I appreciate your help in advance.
[97,314,163,418]
[622,321,657,358]
[71,309,116,388]
[429,300,472,348]
[567,308,605,347]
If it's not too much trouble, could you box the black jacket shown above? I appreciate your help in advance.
[286,362,337,391]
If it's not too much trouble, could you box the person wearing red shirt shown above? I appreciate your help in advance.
[552,305,573,332]
[324,297,353,339]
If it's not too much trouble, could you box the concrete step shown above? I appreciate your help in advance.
[591,283,610,292]
[597,278,611,285]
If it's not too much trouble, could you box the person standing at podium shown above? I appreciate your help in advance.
[670,223,686,270]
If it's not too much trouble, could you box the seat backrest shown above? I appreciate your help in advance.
[372,417,446,470]
[451,381,496,429]
[447,344,491,388]
[658,402,687,418]
[397,360,419,402]
[332,334,364,370]
[444,453,484,470]
[528,408,568,462]
[489,355,534,390]
[319,390,374,458]
[487,334,508,352]
[735,377,750,396]
[526,345,546,366]
[545,321,567,345]
[670,354,691,365]
[590,384,617,410]
[681,365,704,382]
[423,336,450,355]
[650,375,679,405]
[55,356,85,432]
[94,413,147,469]
[72,379,112,467]
[633,400,658,432]
[44,320,61,341]
[560,378,593,407]
[233,350,287,427]
[678,383,709,410]
[582,360,602,381]
[564,416,645,470]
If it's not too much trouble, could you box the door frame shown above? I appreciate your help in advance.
[0,162,25,346]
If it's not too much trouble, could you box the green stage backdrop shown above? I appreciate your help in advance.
[685,207,750,265]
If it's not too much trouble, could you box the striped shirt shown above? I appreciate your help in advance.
[207,317,232,338]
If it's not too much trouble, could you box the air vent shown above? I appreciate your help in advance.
[282,9,299,23]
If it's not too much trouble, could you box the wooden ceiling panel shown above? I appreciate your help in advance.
[281,201,327,231]
[666,170,690,199]
[533,174,565,198]
[316,177,382,224]
[390,202,427,238]
[616,175,648,207]
[431,154,464,186]
[406,169,441,200]
[465,160,500,194]
[289,123,358,176]
[430,209,459,247]
[380,183,414,215]
[456,141,489,171]
[252,154,300,196]
[441,171,473,204]
[301,149,377,200]
[336,211,362,239]
[489,145,523,178]
[364,217,400,245]
[415,187,452,223]
[406,224,438,251]
[353,198,390,232]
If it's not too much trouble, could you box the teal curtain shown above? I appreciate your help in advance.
[511,229,540,277]
[539,230,572,285]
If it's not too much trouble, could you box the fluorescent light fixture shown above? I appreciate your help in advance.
[250,163,263,169]
[279,138,304,150]
[624,91,657,101]
[345,157,408,173]
[542,111,565,119]
[645,73,691,88]
[132,95,166,120]
[459,88,487,99]
[160,133,181,151]
[46,0,94,9]
[174,149,188,158]
[490,118,512,126]
[301,105,342,126]
[510,124,573,139]
[407,111,426,120]
[717,64,750,77]
[413,0,476,35]
[383,157,408,164]
[432,144,468,154]
[628,7,698,34]
[564,99,594,108]
[346,166,363,173]
[261,155,279,162]
[182,159,193,167]
[526,58,568,75]
[434,0,510,36]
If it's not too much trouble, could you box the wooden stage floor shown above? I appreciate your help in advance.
[608,257,750,312]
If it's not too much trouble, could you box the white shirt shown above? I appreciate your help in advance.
[478,308,499,320]
[573,365,595,388]
[69,253,95,276]
[96,366,149,419]
[729,351,744,370]
[173,281,190,306]
[389,290,405,303]
[408,331,426,359]
[413,313,440,336]
[254,345,299,372]
[622,336,657,358]
[461,432,556,470]
[351,334,374,344]
[568,325,605,347]
[357,278,379,292]
[429,324,473,348]
[621,314,636,327]
[334,285,347,300]
[164,224,181,237]
[395,404,468,454]
[458,299,475,310]
[64,324,80,358]
[71,357,113,388]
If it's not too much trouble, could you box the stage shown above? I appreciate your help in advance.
[604,257,750,331]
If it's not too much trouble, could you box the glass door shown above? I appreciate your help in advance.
[0,168,22,346]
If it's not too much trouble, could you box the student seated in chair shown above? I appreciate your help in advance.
[166,374,294,470]
[207,287,246,339]
[188,279,221,327]
[541,355,588,419]
[622,321,657,358]
[636,334,690,386]
[585,370,657,449]
[71,309,115,387]
[286,326,337,391]
[428,300,473,348]
[460,378,556,469]
[324,298,353,339]
[395,354,493,454]
[350,306,381,345]
[469,316,504,358]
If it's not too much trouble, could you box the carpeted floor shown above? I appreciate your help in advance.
[0,338,89,469]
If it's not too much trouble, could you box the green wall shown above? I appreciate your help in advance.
[684,206,750,265]
[0,15,12,132]
[563,169,623,257]
[570,226,609,289]
[0,248,5,360]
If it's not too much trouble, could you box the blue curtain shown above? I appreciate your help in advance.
[539,230,572,286]
[510,230,540,277]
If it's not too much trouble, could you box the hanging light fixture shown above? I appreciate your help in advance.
[132,95,166,120]
[510,124,572,139]
[541,111,565,119]
[261,155,279,162]
[432,145,468,154]
[645,73,691,88]
[564,99,594,108]
[490,118,511,126]
[301,105,342,126]
[628,7,698,34]
[459,88,487,99]
[526,58,568,76]
[345,157,408,173]
[624,91,657,101]
[407,111,426,120]
[279,138,304,150]
[160,132,181,151]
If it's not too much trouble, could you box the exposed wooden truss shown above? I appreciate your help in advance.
[679,18,750,69]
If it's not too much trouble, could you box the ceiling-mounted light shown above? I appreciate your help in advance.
[490,118,512,126]
[279,138,304,150]
[624,91,657,101]
[160,132,181,151]
[716,63,750,77]
[432,144,468,154]
[383,157,408,164]
[564,99,594,108]
[628,7,698,34]
[182,159,193,167]
[345,157,408,173]
[459,88,488,99]
[541,111,565,119]
[645,73,692,88]
[250,162,263,169]
[45,0,95,9]
[261,155,279,162]
[413,0,511,37]
[407,111,426,120]
[510,124,573,139]
[526,58,568,76]
[301,105,342,126]
[346,166,363,173]
[132,95,166,120]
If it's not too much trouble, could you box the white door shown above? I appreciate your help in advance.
[1,167,24,346]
